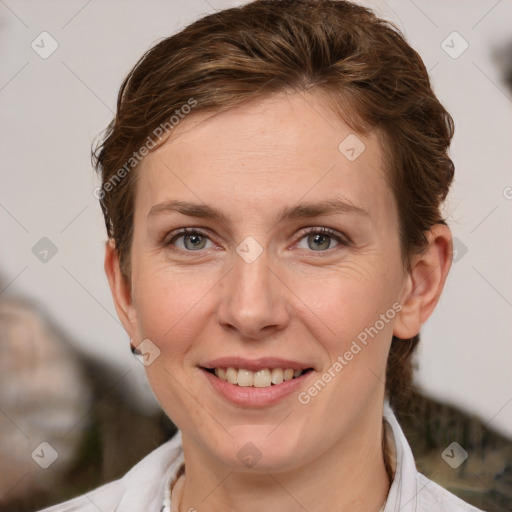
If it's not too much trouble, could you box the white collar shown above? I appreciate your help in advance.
[51,401,479,511]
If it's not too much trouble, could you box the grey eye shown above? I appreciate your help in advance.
[307,233,333,251]
[183,233,208,250]
[170,231,214,251]
[296,231,341,251]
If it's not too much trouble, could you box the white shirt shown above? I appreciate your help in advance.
[39,401,485,512]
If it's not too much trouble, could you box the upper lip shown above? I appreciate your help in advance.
[201,357,314,372]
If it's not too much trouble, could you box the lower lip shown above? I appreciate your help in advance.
[200,368,313,407]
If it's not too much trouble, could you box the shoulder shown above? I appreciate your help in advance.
[416,473,486,512]
[37,432,183,512]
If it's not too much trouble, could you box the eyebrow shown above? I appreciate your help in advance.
[148,198,369,224]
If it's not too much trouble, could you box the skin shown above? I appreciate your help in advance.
[105,90,452,512]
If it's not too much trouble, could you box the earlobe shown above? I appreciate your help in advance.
[393,224,453,339]
[104,239,138,337]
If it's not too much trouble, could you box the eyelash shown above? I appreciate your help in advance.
[165,227,349,253]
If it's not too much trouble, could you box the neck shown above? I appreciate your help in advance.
[178,407,390,512]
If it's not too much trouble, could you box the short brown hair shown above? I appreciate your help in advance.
[93,0,454,414]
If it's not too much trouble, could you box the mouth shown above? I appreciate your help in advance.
[201,366,314,388]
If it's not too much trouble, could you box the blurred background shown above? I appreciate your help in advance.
[0,0,511,510]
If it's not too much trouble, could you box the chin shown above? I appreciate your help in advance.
[216,425,308,472]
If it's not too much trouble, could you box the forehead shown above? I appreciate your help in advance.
[135,91,395,228]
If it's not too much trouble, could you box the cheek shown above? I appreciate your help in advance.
[131,266,220,426]
[289,262,398,347]
[131,263,218,355]
[293,270,398,408]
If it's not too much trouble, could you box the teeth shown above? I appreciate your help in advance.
[283,369,294,381]
[213,367,306,387]
[271,368,284,385]
[253,369,271,388]
[225,367,238,384]
[237,369,253,387]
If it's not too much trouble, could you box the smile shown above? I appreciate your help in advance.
[205,367,314,388]
[200,364,315,407]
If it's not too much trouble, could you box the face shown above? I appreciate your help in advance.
[118,91,412,472]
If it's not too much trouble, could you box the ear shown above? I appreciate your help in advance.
[393,224,453,339]
[104,239,138,339]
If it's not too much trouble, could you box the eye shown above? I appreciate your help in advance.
[167,229,215,251]
[296,227,346,252]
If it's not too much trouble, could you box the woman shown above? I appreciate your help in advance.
[42,1,484,510]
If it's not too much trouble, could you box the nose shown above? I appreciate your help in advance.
[216,246,290,340]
